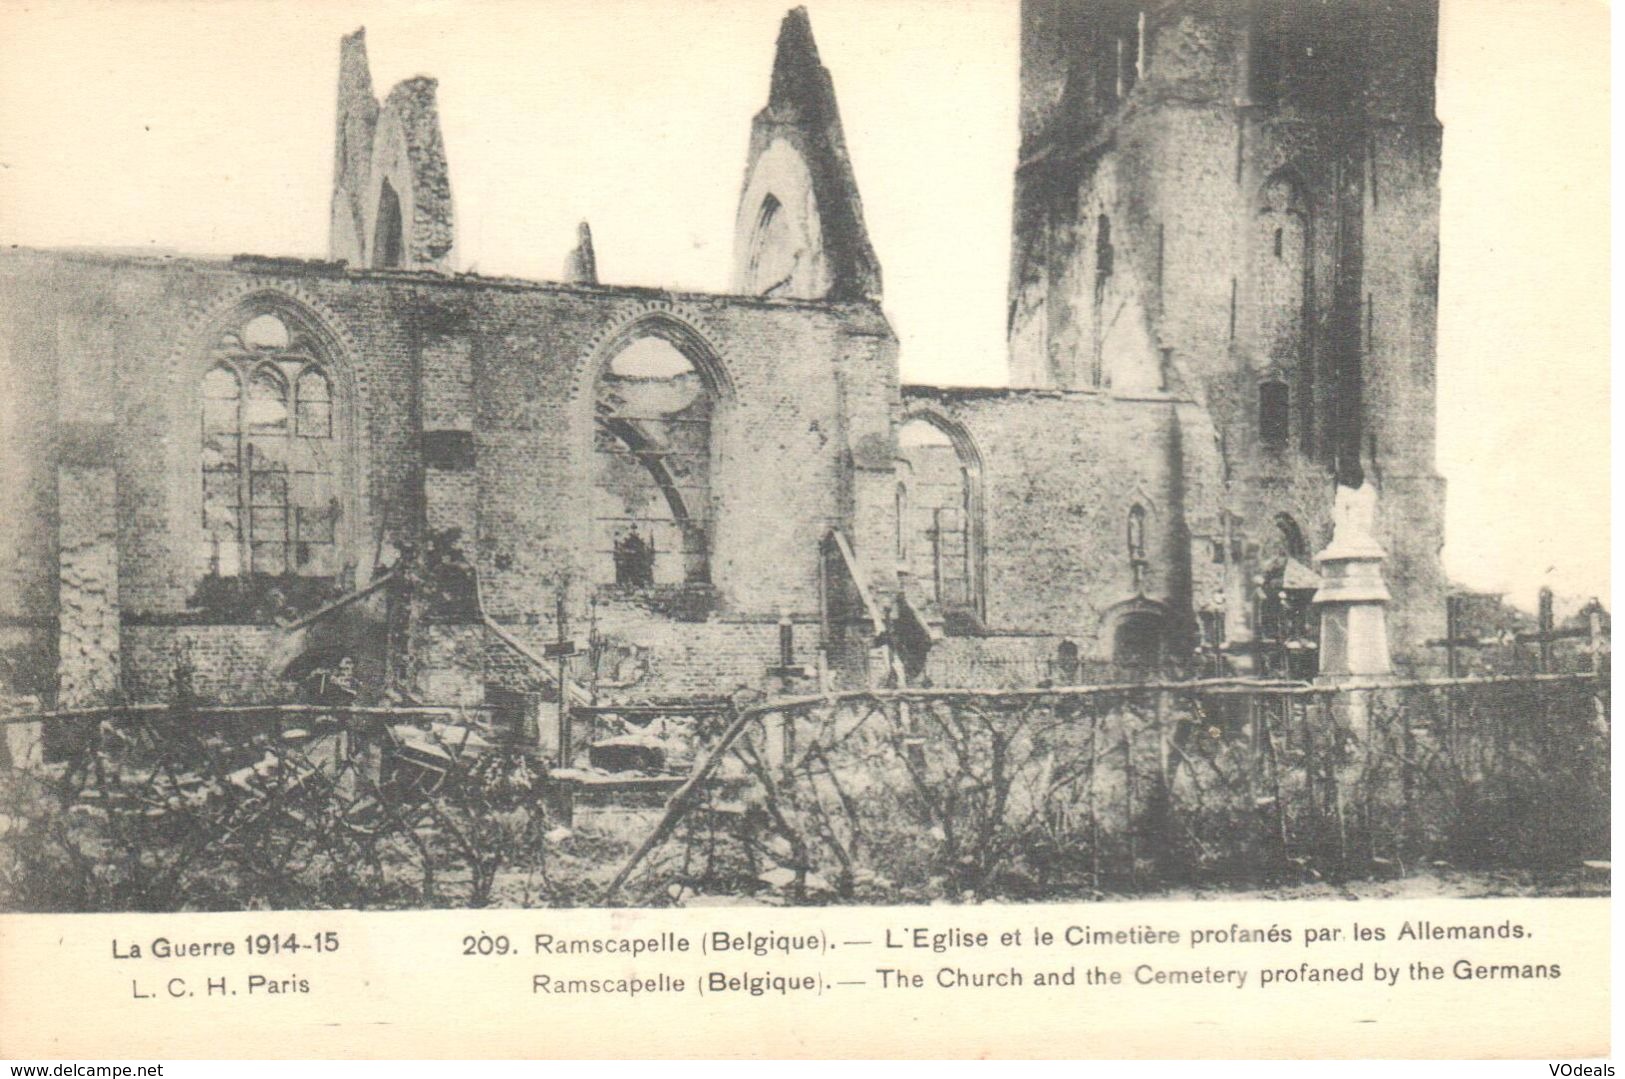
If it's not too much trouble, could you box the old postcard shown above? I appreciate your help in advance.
[0,0,1610,1061]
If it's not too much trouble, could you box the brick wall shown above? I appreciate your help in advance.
[123,625,287,703]
[0,250,899,704]
[903,387,1185,659]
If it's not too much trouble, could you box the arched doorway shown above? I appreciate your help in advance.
[1103,598,1170,678]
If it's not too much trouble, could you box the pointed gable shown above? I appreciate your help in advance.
[324,29,457,272]
[732,7,882,302]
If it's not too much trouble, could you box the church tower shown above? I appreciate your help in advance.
[1009,0,1446,659]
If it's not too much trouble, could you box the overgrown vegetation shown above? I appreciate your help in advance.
[652,676,1610,903]
[0,674,1608,910]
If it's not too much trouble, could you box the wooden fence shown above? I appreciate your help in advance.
[0,670,1608,910]
[615,672,1610,901]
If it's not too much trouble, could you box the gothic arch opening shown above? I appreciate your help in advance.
[898,413,985,626]
[373,179,404,269]
[197,303,349,593]
[745,194,797,297]
[593,335,718,588]
[1101,595,1173,675]
[1256,511,1319,678]
[1113,611,1164,671]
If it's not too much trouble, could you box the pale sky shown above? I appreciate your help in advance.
[0,0,1609,610]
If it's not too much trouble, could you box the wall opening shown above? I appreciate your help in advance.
[1259,379,1290,447]
[1274,512,1308,561]
[1056,639,1081,682]
[1257,512,1318,678]
[1112,611,1164,670]
[1255,172,1312,450]
[199,309,342,586]
[895,482,910,562]
[1248,0,1365,112]
[1111,8,1144,99]
[898,415,985,625]
[373,179,404,269]
[593,336,716,589]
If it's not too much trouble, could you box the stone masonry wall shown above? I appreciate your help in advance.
[56,467,120,707]
[1007,0,1447,662]
[903,387,1184,660]
[0,250,898,705]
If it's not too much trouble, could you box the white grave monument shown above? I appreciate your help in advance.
[1312,481,1392,678]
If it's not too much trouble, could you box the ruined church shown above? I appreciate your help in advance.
[0,1,1447,722]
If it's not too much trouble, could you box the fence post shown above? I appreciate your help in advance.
[1586,603,1608,728]
[1153,689,1173,875]
[1123,725,1137,886]
[1087,709,1100,893]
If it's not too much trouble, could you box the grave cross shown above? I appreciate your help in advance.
[1430,589,1606,676]
[766,613,815,686]
[548,593,583,766]
[1512,587,1592,674]
[766,612,814,767]
[1424,594,1505,677]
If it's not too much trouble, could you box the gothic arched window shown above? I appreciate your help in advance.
[898,416,985,623]
[594,335,716,588]
[199,311,340,581]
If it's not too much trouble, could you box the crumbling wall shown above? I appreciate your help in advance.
[326,32,455,272]
[364,77,455,271]
[0,287,59,700]
[731,7,881,302]
[903,387,1181,660]
[328,29,379,267]
[56,467,119,706]
[1005,0,1447,663]
[0,250,898,705]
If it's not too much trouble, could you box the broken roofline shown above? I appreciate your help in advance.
[902,382,1192,404]
[0,246,893,320]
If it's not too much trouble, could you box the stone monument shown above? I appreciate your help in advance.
[1313,481,1392,679]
